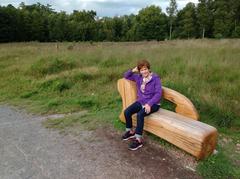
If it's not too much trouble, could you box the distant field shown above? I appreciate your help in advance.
[0,40,239,178]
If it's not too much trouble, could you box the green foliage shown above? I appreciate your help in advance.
[166,0,178,40]
[73,72,94,81]
[47,99,61,108]
[197,149,235,179]
[160,99,176,111]
[175,3,199,39]
[77,97,99,109]
[232,26,240,38]
[100,56,125,68]
[20,90,38,98]
[199,104,235,128]
[40,78,73,92]
[136,5,167,40]
[167,0,178,18]
[213,0,234,38]
[1,1,240,41]
[30,57,76,77]
[197,0,214,38]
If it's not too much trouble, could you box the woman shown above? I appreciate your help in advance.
[122,60,162,150]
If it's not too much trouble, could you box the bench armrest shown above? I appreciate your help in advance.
[162,86,199,120]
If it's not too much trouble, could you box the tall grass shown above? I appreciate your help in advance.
[0,40,239,127]
[0,40,239,178]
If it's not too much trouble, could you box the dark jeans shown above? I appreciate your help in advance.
[124,101,160,136]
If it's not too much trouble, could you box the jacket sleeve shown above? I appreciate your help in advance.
[147,77,162,107]
[124,69,138,82]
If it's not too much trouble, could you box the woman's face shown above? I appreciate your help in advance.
[140,66,150,78]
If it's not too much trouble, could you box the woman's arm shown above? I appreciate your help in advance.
[146,77,162,107]
[124,67,139,82]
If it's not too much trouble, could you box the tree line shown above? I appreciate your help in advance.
[0,0,240,42]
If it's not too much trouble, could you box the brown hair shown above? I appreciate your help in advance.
[137,60,150,71]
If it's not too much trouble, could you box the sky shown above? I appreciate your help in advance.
[0,0,199,17]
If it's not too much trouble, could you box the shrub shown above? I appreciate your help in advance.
[215,33,223,39]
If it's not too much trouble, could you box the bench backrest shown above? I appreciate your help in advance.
[117,78,199,120]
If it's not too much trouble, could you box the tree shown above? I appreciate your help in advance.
[69,10,97,41]
[0,5,20,42]
[18,2,54,41]
[119,15,134,41]
[197,0,214,38]
[136,5,167,41]
[1,1,240,42]
[166,0,177,40]
[48,12,69,41]
[229,0,240,37]
[213,0,234,38]
[112,17,124,41]
[126,15,138,41]
[175,3,198,39]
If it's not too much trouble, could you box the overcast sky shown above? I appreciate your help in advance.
[0,0,199,17]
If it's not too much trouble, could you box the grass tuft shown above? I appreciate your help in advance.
[30,56,76,77]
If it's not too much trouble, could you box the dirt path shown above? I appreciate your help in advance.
[0,105,201,179]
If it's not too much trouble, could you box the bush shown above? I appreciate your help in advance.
[232,26,240,38]
[215,33,223,39]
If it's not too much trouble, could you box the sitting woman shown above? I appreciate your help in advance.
[122,60,162,150]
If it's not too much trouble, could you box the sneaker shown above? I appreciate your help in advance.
[122,131,135,141]
[128,139,143,150]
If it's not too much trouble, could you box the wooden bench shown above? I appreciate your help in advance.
[117,78,217,159]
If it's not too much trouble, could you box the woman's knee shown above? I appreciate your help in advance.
[124,108,131,117]
[137,110,145,118]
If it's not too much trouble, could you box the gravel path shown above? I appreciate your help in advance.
[0,105,201,179]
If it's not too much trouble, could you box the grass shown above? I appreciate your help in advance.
[197,146,235,179]
[0,40,239,178]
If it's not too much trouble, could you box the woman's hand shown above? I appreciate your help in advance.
[144,104,151,114]
[132,66,138,73]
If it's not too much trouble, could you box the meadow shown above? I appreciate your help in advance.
[0,39,239,178]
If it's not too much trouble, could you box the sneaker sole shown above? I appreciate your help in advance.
[128,144,143,151]
[122,135,135,141]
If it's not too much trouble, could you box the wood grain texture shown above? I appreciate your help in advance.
[117,78,217,159]
[162,86,199,120]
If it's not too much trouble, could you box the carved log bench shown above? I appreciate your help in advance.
[117,78,217,159]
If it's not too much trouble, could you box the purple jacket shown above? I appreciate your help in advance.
[124,69,162,107]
